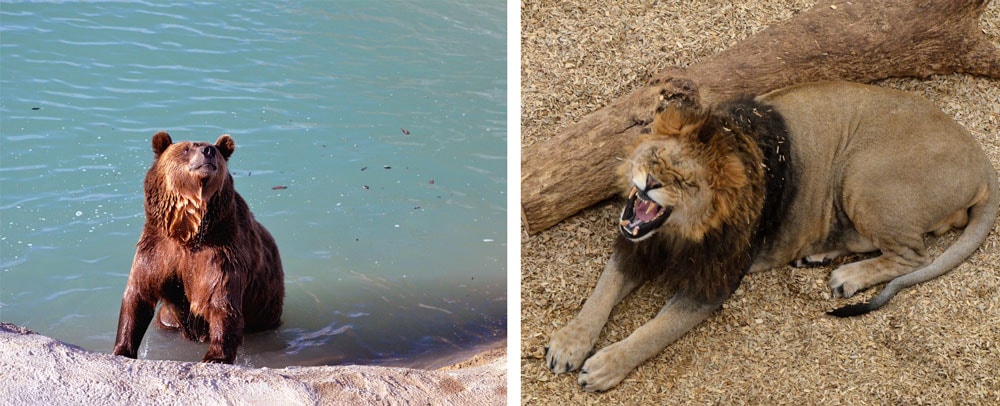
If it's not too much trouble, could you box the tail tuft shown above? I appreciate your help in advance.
[827,302,876,317]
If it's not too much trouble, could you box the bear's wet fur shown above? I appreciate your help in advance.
[112,132,283,364]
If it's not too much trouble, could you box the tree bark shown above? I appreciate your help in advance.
[521,0,1000,235]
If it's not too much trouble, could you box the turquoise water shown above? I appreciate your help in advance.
[0,1,505,368]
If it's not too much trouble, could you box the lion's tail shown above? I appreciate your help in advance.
[829,166,999,318]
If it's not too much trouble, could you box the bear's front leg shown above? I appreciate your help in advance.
[200,291,245,364]
[112,285,156,359]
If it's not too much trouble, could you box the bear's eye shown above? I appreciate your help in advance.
[182,147,190,155]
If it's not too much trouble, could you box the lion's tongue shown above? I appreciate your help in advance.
[633,199,660,222]
[620,191,665,237]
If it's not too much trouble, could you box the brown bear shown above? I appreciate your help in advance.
[112,131,284,364]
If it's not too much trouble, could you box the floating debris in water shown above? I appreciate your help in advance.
[361,166,368,171]
[272,185,288,190]
[31,107,40,111]
[428,179,435,184]
[401,128,410,135]
[383,165,391,169]
[417,303,452,315]
[363,185,370,190]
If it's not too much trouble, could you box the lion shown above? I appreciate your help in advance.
[544,81,998,392]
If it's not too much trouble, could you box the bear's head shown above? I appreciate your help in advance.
[145,131,237,243]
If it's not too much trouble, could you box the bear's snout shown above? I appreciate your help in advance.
[187,144,221,175]
[200,144,216,158]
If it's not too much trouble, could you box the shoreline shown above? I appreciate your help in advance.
[0,322,506,405]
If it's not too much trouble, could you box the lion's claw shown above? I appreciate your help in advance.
[545,322,597,374]
[577,343,631,392]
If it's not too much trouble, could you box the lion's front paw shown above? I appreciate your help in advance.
[545,322,596,374]
[578,342,633,392]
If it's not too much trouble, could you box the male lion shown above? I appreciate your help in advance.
[545,81,998,392]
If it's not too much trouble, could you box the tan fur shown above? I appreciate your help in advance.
[165,193,205,242]
[546,81,999,392]
[650,104,707,138]
[750,82,997,280]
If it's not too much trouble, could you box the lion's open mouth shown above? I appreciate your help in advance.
[619,176,671,240]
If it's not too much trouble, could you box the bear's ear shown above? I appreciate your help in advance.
[215,134,235,160]
[152,131,173,157]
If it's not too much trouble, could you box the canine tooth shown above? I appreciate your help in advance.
[628,186,637,200]
[630,227,639,236]
[620,220,630,227]
[645,203,657,215]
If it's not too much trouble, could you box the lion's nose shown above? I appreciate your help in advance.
[645,173,663,190]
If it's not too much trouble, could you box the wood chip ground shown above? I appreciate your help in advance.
[520,1,1000,404]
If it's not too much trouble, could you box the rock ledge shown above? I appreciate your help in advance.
[0,323,505,405]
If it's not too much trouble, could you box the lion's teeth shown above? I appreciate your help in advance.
[620,220,630,227]
[645,203,657,215]
[628,186,637,200]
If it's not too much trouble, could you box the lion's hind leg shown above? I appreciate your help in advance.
[546,254,640,374]
[828,241,929,298]
[827,192,931,299]
[930,207,970,236]
[827,210,968,299]
[793,226,879,268]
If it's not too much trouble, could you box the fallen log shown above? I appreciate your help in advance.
[521,0,1000,234]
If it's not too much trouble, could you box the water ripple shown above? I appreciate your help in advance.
[42,91,111,100]
[156,23,245,42]
[126,63,229,73]
[0,164,48,172]
[57,40,161,52]
[285,323,352,355]
[43,286,112,302]
[21,57,82,67]
[102,86,158,94]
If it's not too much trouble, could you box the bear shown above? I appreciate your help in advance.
[112,131,284,364]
